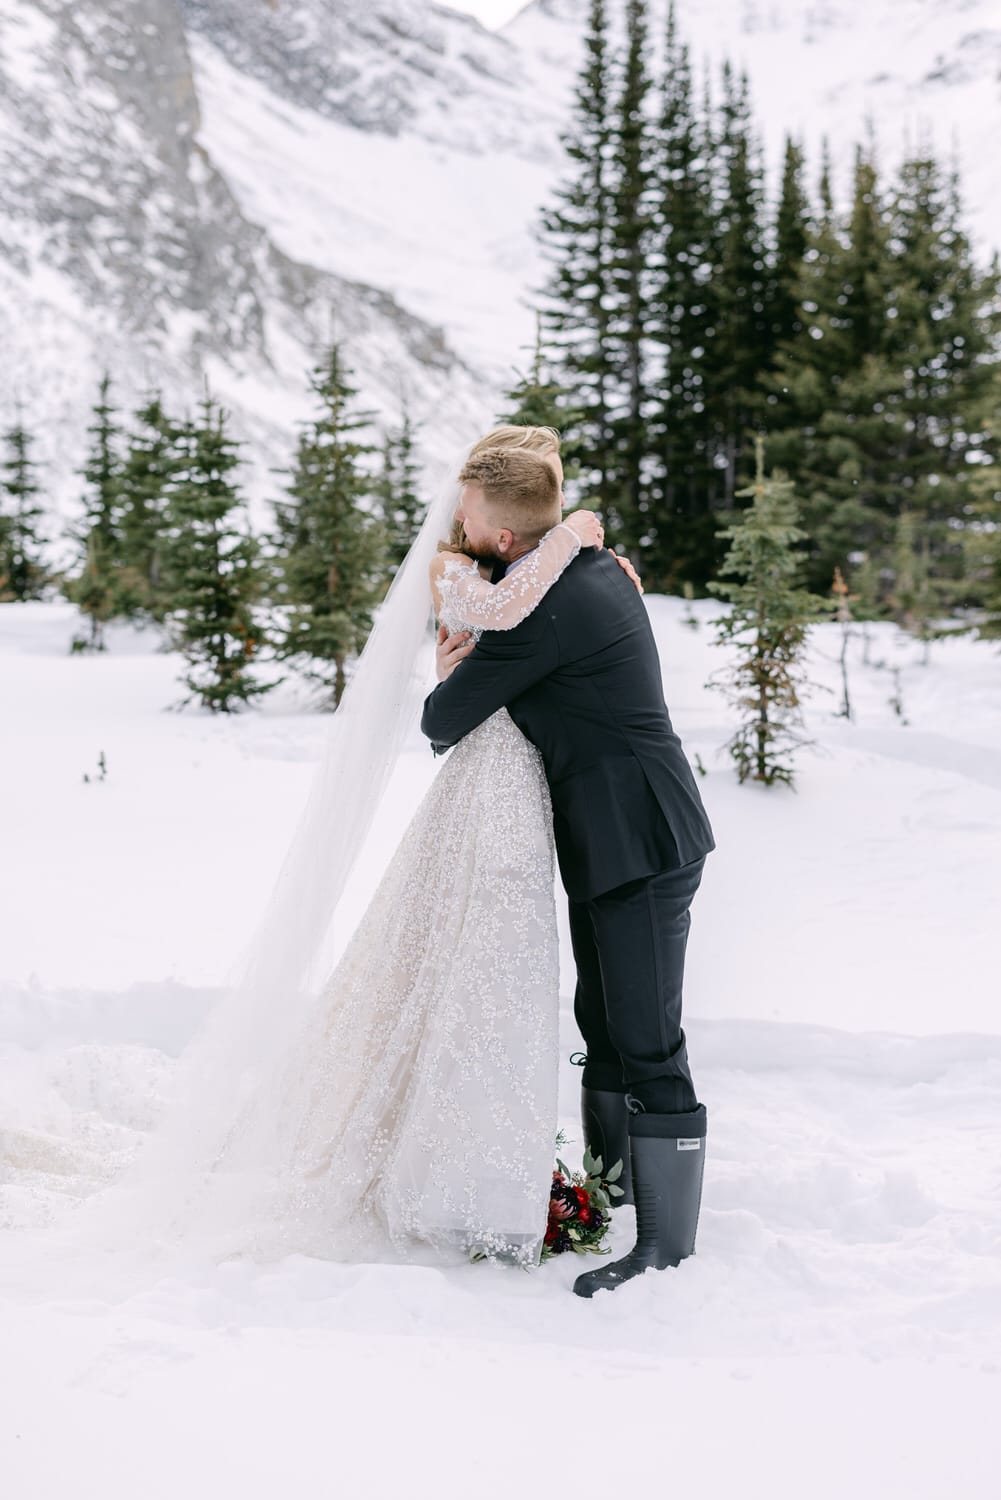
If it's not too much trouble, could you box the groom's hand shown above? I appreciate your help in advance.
[436,624,474,681]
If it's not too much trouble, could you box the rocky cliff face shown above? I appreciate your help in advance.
[178,0,534,145]
[0,0,481,534]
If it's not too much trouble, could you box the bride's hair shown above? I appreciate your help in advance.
[439,424,562,554]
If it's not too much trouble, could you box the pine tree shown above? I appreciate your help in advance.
[606,0,657,548]
[702,64,769,510]
[645,0,716,588]
[0,414,47,601]
[769,143,999,594]
[965,452,1001,639]
[378,403,427,577]
[117,394,185,621]
[883,153,1000,581]
[68,534,118,653]
[271,344,387,706]
[65,373,126,650]
[161,394,270,712]
[767,136,810,356]
[766,146,900,587]
[538,0,617,505]
[502,312,583,458]
[707,440,825,786]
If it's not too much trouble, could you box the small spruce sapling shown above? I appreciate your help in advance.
[707,438,825,786]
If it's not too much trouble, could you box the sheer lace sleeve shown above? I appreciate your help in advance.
[431,522,581,632]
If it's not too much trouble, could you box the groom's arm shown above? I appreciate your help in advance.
[421,613,559,753]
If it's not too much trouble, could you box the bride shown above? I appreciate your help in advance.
[241,429,605,1268]
[4,425,621,1281]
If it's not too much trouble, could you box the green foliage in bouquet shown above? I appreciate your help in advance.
[542,1144,625,1262]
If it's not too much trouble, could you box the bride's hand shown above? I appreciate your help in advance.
[564,510,605,549]
[609,550,644,594]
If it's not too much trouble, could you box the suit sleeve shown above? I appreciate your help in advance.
[421,612,559,753]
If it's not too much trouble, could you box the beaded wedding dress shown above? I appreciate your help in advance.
[224,523,585,1267]
[0,522,584,1284]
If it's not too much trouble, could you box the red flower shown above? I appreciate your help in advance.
[573,1186,589,1208]
[544,1225,558,1246]
[549,1196,574,1221]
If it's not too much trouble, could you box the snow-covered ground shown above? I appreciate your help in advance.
[1,596,999,1497]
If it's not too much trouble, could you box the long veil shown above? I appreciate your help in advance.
[28,443,470,1281]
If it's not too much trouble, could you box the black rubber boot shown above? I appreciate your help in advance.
[572,1104,706,1298]
[581,1087,634,1208]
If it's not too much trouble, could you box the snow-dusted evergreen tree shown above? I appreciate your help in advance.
[538,0,616,504]
[117,394,185,622]
[646,0,715,588]
[271,344,387,706]
[767,135,810,357]
[502,313,581,461]
[966,457,1001,640]
[978,517,1001,643]
[884,154,1000,586]
[768,143,998,593]
[703,63,769,510]
[0,413,47,601]
[161,394,270,713]
[533,7,998,608]
[378,403,427,577]
[606,0,657,548]
[766,146,899,587]
[65,373,126,650]
[708,440,824,786]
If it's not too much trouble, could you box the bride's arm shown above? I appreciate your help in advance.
[429,512,602,631]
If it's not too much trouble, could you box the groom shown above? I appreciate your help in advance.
[421,446,715,1297]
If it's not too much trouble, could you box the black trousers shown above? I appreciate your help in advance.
[569,857,706,1117]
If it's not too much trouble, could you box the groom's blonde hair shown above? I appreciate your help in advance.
[458,448,561,546]
[469,425,561,461]
[440,425,562,553]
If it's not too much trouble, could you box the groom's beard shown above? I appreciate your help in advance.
[449,522,500,565]
[462,541,505,566]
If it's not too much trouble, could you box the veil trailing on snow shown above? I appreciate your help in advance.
[39,442,472,1276]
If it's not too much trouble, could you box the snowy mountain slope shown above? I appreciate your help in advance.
[1,0,999,543]
[186,37,556,381]
[179,0,563,153]
[0,0,481,544]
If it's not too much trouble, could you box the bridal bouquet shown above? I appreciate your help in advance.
[542,1143,625,1262]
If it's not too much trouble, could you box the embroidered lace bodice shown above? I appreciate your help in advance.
[432,520,581,640]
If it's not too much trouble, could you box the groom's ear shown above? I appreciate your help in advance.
[496,528,515,556]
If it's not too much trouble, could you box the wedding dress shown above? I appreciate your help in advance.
[0,513,586,1284]
[250,523,586,1267]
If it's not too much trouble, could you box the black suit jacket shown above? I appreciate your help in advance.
[421,548,715,901]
